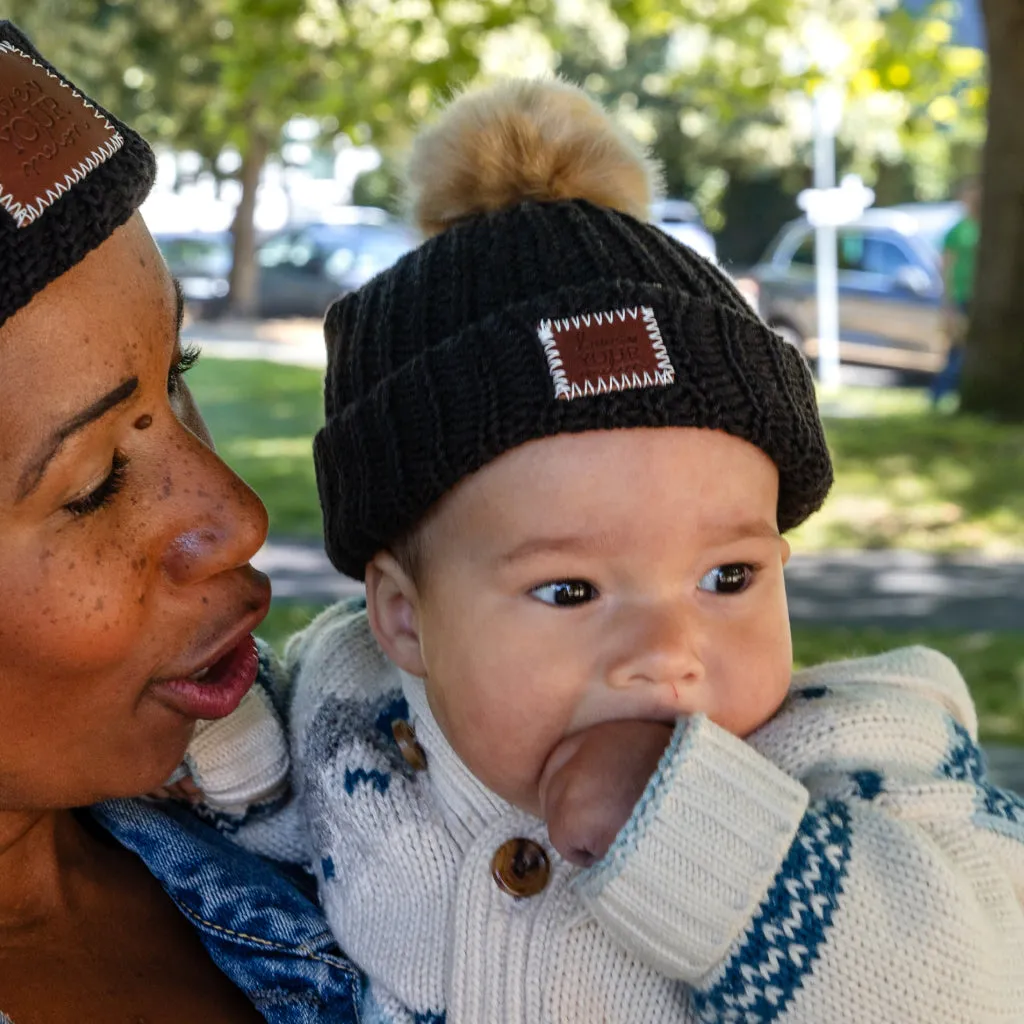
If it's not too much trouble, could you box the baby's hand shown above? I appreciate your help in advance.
[538,720,674,868]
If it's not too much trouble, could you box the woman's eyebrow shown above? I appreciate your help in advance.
[16,377,140,502]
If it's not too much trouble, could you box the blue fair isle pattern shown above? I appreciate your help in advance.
[941,721,1024,842]
[375,695,411,739]
[692,801,852,1024]
[793,686,829,701]
[361,981,445,1024]
[343,767,391,796]
[850,769,884,802]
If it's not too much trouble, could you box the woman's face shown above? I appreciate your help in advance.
[0,214,270,809]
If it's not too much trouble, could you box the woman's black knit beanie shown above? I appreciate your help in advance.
[0,21,156,327]
[315,82,833,580]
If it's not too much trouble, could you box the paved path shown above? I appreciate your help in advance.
[252,538,1024,792]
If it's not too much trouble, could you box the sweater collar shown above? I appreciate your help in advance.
[400,672,524,848]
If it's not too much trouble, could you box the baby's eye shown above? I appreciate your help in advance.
[697,563,754,594]
[530,580,599,607]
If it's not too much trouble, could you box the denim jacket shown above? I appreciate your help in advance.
[88,798,363,1023]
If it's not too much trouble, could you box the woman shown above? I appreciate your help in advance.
[0,22,359,1022]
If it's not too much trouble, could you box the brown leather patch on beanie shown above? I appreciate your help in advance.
[537,305,675,400]
[0,41,122,229]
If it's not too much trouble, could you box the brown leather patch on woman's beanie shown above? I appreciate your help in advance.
[537,305,675,401]
[0,40,121,229]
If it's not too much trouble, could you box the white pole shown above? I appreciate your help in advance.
[813,87,842,390]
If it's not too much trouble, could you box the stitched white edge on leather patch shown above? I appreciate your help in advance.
[0,41,124,229]
[537,305,675,401]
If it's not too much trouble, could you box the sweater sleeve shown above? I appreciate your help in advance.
[575,647,1024,1022]
[184,639,291,813]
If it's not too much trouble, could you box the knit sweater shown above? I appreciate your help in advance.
[189,601,1024,1024]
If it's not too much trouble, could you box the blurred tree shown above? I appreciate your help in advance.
[961,1,1024,419]
[560,0,985,254]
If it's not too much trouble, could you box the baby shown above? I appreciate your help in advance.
[182,80,1024,1024]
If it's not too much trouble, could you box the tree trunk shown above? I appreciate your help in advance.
[227,130,270,317]
[960,2,1024,419]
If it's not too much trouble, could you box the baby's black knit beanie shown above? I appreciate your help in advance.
[0,21,156,327]
[316,80,833,580]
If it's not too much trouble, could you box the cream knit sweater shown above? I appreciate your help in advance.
[188,600,1024,1024]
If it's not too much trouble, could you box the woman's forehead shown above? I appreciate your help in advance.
[0,216,177,444]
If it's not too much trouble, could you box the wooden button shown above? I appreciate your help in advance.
[391,719,428,771]
[491,838,550,898]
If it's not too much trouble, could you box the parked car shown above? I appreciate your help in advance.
[742,202,963,373]
[155,208,419,320]
[652,198,717,263]
[155,230,233,316]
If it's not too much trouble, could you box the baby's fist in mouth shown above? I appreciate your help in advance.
[538,720,675,867]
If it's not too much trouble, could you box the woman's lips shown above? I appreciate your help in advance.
[149,634,260,720]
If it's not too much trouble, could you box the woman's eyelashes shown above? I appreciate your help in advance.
[167,343,201,396]
[64,450,130,517]
[531,579,599,607]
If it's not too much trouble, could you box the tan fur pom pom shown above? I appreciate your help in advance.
[406,78,660,238]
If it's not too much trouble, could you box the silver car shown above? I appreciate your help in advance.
[743,202,963,373]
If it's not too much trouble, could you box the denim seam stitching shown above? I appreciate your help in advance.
[171,897,360,979]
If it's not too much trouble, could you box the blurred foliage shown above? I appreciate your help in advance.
[6,1,985,215]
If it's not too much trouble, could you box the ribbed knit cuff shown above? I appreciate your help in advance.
[185,684,291,811]
[574,714,809,982]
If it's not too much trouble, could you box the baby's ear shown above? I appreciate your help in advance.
[365,551,427,677]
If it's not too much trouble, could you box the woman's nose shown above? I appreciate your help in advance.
[606,603,705,691]
[159,431,269,585]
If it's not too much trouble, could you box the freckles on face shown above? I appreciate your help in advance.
[0,216,269,808]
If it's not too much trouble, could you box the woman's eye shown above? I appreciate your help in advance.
[167,343,201,396]
[698,563,754,594]
[530,580,599,607]
[64,451,130,517]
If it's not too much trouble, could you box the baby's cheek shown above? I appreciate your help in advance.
[448,699,555,809]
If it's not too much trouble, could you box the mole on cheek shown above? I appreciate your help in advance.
[134,414,153,430]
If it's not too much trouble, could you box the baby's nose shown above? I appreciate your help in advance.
[606,605,705,691]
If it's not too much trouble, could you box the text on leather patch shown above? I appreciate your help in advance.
[537,306,675,401]
[0,42,123,229]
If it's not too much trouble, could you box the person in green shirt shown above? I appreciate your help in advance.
[931,177,981,407]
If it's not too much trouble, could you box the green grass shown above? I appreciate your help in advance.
[255,602,1024,746]
[790,389,1024,555]
[187,358,324,537]
[189,357,1024,555]
[792,625,1024,746]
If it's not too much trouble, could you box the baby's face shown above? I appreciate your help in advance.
[394,427,792,817]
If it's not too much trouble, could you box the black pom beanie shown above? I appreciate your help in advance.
[315,196,833,581]
[0,22,156,327]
